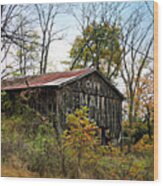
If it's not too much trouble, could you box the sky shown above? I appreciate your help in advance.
[47,10,81,71]
[45,1,154,72]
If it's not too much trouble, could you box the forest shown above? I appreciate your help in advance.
[1,1,154,180]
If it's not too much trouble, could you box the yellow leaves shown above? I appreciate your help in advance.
[85,25,94,34]
[134,71,154,120]
[70,22,122,75]
[61,106,105,173]
[133,135,154,153]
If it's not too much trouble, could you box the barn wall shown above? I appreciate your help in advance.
[55,72,122,138]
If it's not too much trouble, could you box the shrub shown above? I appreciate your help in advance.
[61,106,107,178]
[1,95,154,180]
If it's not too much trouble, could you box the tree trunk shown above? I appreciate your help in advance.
[128,95,134,153]
[146,106,152,140]
[77,149,82,178]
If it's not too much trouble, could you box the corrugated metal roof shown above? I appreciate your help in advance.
[1,68,124,100]
[1,68,94,90]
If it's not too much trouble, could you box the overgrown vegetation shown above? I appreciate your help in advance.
[1,94,154,180]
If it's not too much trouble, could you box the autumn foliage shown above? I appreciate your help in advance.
[1,95,154,180]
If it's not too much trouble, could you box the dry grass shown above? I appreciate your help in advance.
[1,165,39,178]
[1,156,39,178]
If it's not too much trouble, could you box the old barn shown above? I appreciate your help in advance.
[2,68,124,145]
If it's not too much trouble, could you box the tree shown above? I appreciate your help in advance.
[35,4,65,74]
[120,5,153,126]
[69,2,128,81]
[119,2,154,151]
[134,70,154,139]
[1,5,40,78]
[1,4,67,77]
[11,15,40,75]
[70,22,122,80]
[1,5,26,57]
[62,106,105,177]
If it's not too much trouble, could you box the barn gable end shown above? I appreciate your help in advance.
[54,71,123,138]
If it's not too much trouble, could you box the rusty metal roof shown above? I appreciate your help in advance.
[1,68,94,91]
[1,68,124,99]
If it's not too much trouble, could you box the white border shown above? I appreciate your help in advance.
[1,1,162,186]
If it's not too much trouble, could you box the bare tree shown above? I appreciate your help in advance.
[35,4,66,74]
[1,5,39,78]
[13,16,40,75]
[118,2,154,151]
[120,3,154,127]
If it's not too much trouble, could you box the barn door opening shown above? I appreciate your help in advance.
[101,127,106,145]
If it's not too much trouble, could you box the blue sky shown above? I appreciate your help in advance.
[46,1,154,72]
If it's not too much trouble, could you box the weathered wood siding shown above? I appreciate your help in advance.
[55,72,122,137]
